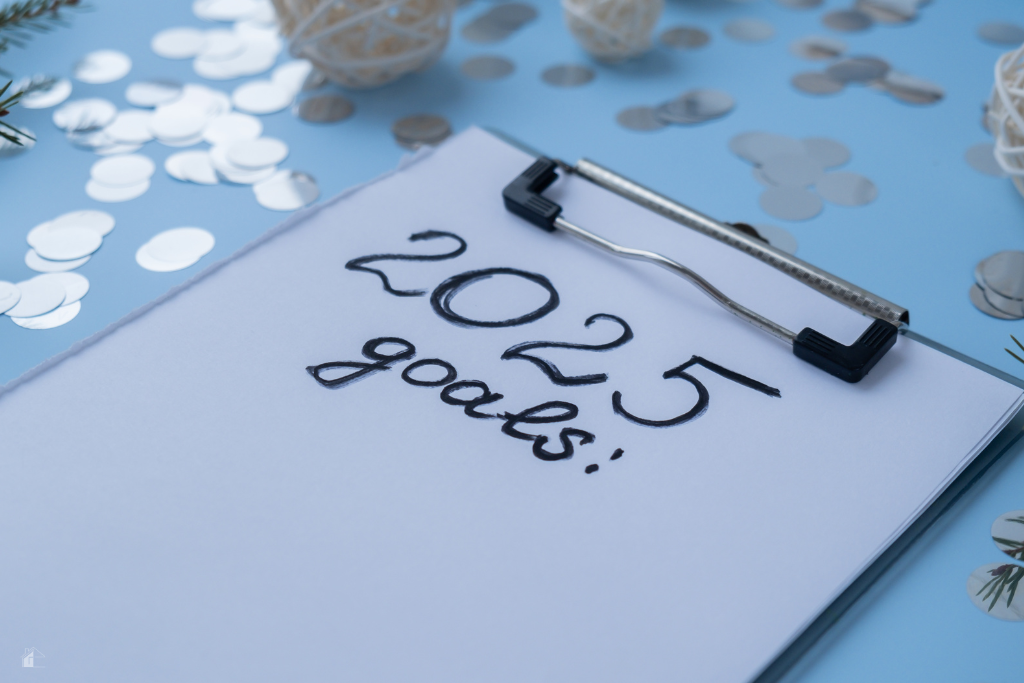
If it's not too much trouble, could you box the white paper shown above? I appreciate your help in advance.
[1,129,1020,683]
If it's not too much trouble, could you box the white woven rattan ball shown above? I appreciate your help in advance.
[272,0,456,89]
[989,43,1024,197]
[561,0,663,63]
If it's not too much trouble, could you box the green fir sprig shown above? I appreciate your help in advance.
[975,563,1024,613]
[0,0,87,145]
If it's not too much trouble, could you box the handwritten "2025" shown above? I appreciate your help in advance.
[306,231,781,473]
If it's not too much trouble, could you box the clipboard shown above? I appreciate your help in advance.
[488,128,1024,682]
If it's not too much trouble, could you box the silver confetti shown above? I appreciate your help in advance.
[802,138,850,168]
[203,112,263,144]
[822,10,873,32]
[392,114,452,148]
[19,77,72,109]
[724,18,776,43]
[791,72,844,95]
[53,98,117,131]
[816,171,878,206]
[85,179,151,203]
[30,227,102,261]
[293,94,355,123]
[0,282,21,315]
[541,64,595,87]
[227,137,288,169]
[91,154,156,186]
[760,154,825,187]
[789,35,846,60]
[125,80,183,108]
[253,170,320,211]
[659,26,710,50]
[461,3,537,43]
[74,50,132,84]
[232,80,293,114]
[25,249,91,273]
[759,186,823,221]
[826,57,890,83]
[655,89,735,125]
[730,132,806,165]
[966,563,1024,620]
[152,27,208,59]
[10,301,81,330]
[880,71,944,105]
[970,283,1019,319]
[616,106,667,132]
[977,22,1024,46]
[5,276,66,318]
[460,55,516,80]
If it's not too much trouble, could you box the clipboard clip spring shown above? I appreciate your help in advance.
[503,158,898,383]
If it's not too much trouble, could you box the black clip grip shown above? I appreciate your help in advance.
[502,157,562,231]
[793,319,899,383]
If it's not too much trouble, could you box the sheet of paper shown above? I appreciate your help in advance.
[2,128,1020,683]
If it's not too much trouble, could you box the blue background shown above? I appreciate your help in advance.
[2,0,1023,679]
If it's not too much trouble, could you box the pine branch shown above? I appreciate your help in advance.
[0,0,87,56]
[0,79,33,145]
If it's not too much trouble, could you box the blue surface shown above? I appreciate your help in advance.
[2,0,1023,679]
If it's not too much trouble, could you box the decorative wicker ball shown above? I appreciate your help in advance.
[561,0,663,63]
[989,43,1024,198]
[271,0,456,89]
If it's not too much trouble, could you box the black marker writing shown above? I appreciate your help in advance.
[345,230,467,297]
[613,355,780,427]
[306,337,416,389]
[430,267,560,328]
[500,401,596,461]
[501,313,634,386]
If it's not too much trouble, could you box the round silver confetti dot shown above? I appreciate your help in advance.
[25,249,90,273]
[45,272,89,304]
[193,38,280,81]
[199,29,245,61]
[881,72,944,105]
[272,60,315,95]
[31,227,102,262]
[125,80,183,108]
[461,55,515,80]
[979,251,1024,305]
[152,27,208,59]
[104,110,155,144]
[799,138,849,171]
[253,170,320,211]
[227,137,288,169]
[0,282,21,315]
[293,94,355,123]
[822,9,873,32]
[232,80,293,114]
[789,35,846,61]
[74,50,132,84]
[965,143,1007,178]
[146,227,215,264]
[541,64,595,87]
[203,112,263,144]
[195,0,267,22]
[10,301,81,330]
[752,166,774,187]
[135,244,200,272]
[730,132,805,165]
[91,154,156,186]
[977,22,1024,46]
[816,171,878,206]
[656,89,735,124]
[20,78,72,109]
[616,106,667,132]
[855,0,916,24]
[966,562,1024,621]
[776,0,823,8]
[724,18,775,43]
[86,178,151,203]
[175,84,232,118]
[791,71,844,95]
[659,26,710,50]
[302,69,328,92]
[760,154,825,187]
[150,103,209,141]
[5,276,65,318]
[759,186,823,221]
[53,98,117,131]
[181,153,220,185]
[392,114,452,148]
[52,209,114,237]
[826,57,890,83]
[209,145,277,184]
[752,224,798,254]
